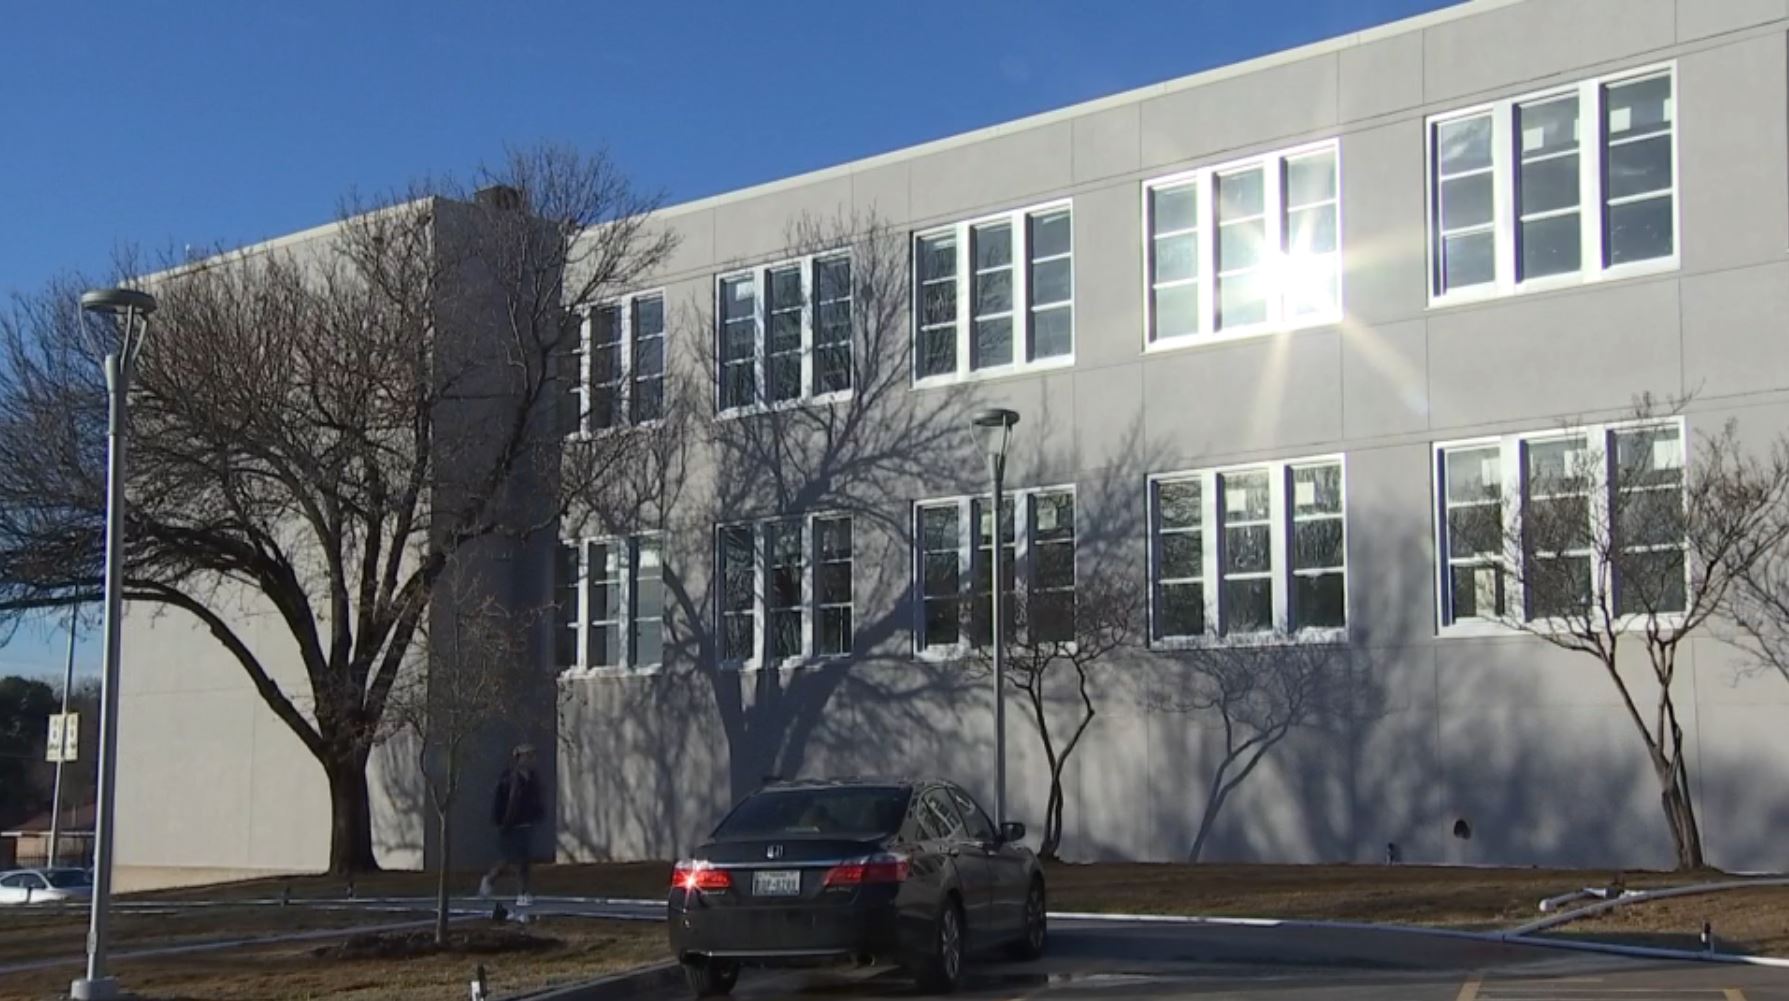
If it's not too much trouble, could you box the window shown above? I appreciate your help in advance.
[716,251,854,412]
[1428,65,1676,300]
[565,292,666,435]
[913,202,1073,383]
[945,786,996,842]
[1149,458,1347,642]
[715,514,855,666]
[915,487,1076,654]
[1144,141,1340,347]
[553,534,666,673]
[1434,420,1687,629]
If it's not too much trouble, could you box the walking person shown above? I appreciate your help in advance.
[479,744,543,906]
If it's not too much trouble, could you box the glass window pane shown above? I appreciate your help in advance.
[1437,115,1493,174]
[1224,524,1272,574]
[1619,490,1686,549]
[1617,549,1685,615]
[1161,532,1202,579]
[921,281,957,327]
[1293,574,1346,630]
[972,317,1013,369]
[1446,447,1503,503]
[1528,437,1588,486]
[1286,151,1337,207]
[635,619,663,669]
[1519,154,1581,216]
[925,600,960,646]
[1218,272,1268,328]
[1292,464,1342,516]
[1153,284,1199,340]
[973,222,1012,269]
[1287,205,1337,256]
[1448,505,1504,558]
[815,256,851,302]
[634,295,664,335]
[919,327,956,377]
[1442,231,1496,290]
[1615,426,1683,487]
[1153,233,1197,283]
[722,277,755,320]
[1450,563,1505,620]
[1029,209,1071,258]
[1152,184,1198,233]
[924,553,960,594]
[1030,257,1072,306]
[1529,555,1593,618]
[1218,218,1266,271]
[1607,134,1673,200]
[1159,582,1205,637]
[819,607,853,656]
[1440,174,1495,230]
[919,235,956,281]
[1293,520,1344,570]
[768,355,801,403]
[1224,471,1272,520]
[1031,306,1072,360]
[1158,481,1202,529]
[1518,96,1579,158]
[1217,169,1265,218]
[1222,578,1273,633]
[1521,213,1583,280]
[1607,196,1674,265]
[1606,75,1673,139]
[975,269,1013,314]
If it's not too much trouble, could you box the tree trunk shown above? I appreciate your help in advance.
[326,752,379,876]
[1659,760,1705,870]
[436,808,452,945]
[1040,771,1065,861]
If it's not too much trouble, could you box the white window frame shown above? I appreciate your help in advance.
[568,290,666,437]
[557,532,666,677]
[1425,62,1680,307]
[911,200,1076,388]
[714,250,854,416]
[1146,455,1349,647]
[1140,139,1343,353]
[714,513,855,670]
[912,485,1076,660]
[1433,416,1690,638]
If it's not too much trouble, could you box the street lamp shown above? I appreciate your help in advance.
[971,407,1019,828]
[72,286,155,1001]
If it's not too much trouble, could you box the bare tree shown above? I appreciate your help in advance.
[381,554,542,944]
[963,575,1141,860]
[1450,398,1789,869]
[0,145,675,873]
[1723,437,1789,690]
[1150,636,1357,863]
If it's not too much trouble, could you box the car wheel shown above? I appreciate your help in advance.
[683,958,738,998]
[911,897,965,994]
[1004,878,1047,960]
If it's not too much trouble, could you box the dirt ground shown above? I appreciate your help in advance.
[0,915,664,1001]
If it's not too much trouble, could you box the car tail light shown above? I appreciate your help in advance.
[823,853,910,887]
[672,861,732,892]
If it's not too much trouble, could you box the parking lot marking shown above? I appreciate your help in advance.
[1723,990,1747,1001]
[1457,978,1482,1001]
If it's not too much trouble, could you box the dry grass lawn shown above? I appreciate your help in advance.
[0,915,664,1001]
[1546,886,1789,956]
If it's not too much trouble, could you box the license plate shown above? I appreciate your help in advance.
[752,869,801,897]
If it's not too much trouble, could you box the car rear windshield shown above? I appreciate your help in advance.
[715,787,910,838]
[43,869,91,888]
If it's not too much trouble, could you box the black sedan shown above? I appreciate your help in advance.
[668,778,1047,997]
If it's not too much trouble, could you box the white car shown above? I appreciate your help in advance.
[0,867,93,904]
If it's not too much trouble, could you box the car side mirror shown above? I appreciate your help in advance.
[998,821,1026,844]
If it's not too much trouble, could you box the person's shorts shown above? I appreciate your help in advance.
[499,824,533,865]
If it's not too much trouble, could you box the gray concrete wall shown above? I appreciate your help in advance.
[556,0,1789,872]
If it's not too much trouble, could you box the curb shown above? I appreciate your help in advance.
[504,962,683,1001]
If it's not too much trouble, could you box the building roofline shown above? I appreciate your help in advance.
[652,0,1517,220]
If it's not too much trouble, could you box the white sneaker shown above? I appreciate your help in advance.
[516,893,534,908]
[477,875,493,899]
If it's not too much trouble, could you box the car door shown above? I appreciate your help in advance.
[0,872,36,904]
[917,788,993,934]
[947,786,1028,938]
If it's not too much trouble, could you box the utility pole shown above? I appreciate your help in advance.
[48,606,78,867]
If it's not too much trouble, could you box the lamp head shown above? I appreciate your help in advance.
[971,407,1020,461]
[80,288,157,317]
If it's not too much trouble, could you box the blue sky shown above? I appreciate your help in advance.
[0,0,1456,678]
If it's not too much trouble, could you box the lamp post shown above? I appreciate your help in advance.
[72,286,156,1001]
[971,408,1019,828]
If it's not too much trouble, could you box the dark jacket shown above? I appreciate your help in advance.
[491,766,544,828]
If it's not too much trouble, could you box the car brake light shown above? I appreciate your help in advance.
[823,853,909,887]
[672,861,732,892]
